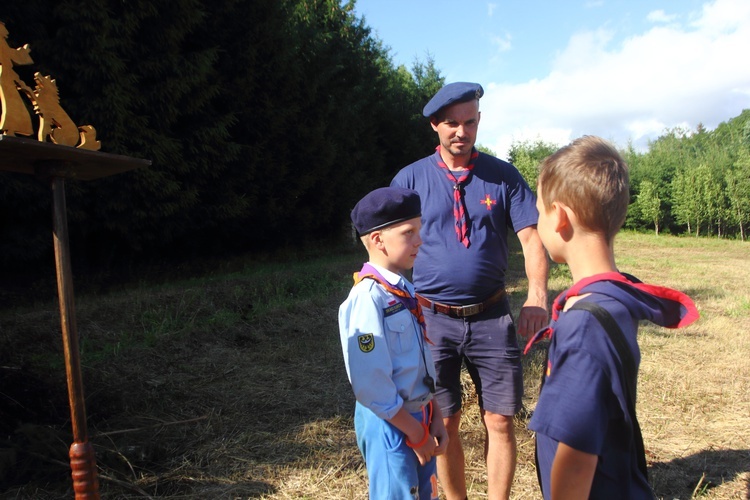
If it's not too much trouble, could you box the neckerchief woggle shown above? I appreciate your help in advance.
[436,146,479,248]
[523,271,699,355]
[353,263,432,344]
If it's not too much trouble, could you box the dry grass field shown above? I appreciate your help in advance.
[0,231,748,499]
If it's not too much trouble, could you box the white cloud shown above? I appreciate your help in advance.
[646,10,677,24]
[692,0,750,32]
[478,0,750,159]
[491,33,512,54]
[488,3,497,17]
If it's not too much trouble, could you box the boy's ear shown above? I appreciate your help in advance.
[369,230,385,249]
[553,201,572,233]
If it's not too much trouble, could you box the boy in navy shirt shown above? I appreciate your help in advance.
[526,136,698,498]
[339,186,449,499]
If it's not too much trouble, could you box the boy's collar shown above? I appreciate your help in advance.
[365,262,401,285]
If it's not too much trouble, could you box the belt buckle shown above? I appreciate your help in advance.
[459,303,481,317]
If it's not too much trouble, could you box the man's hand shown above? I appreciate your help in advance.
[517,302,548,339]
[430,404,449,456]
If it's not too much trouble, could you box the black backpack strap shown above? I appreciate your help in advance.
[569,301,649,481]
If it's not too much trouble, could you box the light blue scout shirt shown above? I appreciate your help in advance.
[339,263,436,421]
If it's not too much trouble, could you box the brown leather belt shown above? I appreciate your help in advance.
[416,289,506,318]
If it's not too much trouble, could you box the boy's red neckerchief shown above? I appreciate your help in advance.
[523,272,699,355]
[435,146,479,248]
[353,263,432,344]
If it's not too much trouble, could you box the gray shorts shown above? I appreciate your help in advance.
[425,299,523,417]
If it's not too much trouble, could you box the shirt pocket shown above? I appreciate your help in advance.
[384,310,414,354]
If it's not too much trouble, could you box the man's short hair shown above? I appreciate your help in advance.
[538,136,630,241]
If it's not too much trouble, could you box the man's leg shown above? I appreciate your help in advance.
[436,411,467,500]
[482,410,516,500]
[463,302,522,499]
[423,309,467,499]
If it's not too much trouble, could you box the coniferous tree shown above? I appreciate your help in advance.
[0,0,454,274]
[0,1,242,267]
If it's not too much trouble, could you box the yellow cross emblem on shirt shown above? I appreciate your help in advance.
[481,194,496,210]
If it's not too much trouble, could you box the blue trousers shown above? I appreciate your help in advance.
[354,402,438,499]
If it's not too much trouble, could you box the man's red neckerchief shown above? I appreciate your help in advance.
[436,146,479,248]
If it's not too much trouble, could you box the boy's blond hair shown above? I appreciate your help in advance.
[538,136,630,241]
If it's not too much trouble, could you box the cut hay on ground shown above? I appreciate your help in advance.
[1,233,747,499]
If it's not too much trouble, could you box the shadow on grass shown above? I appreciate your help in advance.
[0,310,352,498]
[650,447,750,498]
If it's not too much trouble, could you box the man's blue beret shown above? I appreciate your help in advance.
[423,82,484,118]
[351,187,421,236]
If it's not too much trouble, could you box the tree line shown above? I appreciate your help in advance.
[508,110,750,241]
[0,0,746,282]
[628,113,750,240]
[0,0,444,276]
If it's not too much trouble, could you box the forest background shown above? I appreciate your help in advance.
[0,0,748,297]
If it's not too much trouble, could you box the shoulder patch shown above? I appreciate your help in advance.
[358,334,375,353]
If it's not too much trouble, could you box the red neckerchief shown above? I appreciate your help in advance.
[353,263,432,344]
[523,272,699,355]
[436,146,479,248]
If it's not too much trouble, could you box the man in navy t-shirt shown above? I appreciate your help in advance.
[391,82,549,499]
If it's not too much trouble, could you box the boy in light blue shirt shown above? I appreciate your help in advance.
[339,186,448,499]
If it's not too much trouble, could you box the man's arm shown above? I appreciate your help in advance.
[550,442,597,498]
[516,225,549,338]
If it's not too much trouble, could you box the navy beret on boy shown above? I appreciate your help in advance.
[423,82,484,117]
[351,187,421,236]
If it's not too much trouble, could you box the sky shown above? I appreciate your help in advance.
[349,0,750,158]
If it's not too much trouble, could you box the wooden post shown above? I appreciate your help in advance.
[0,135,148,498]
[51,173,100,499]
